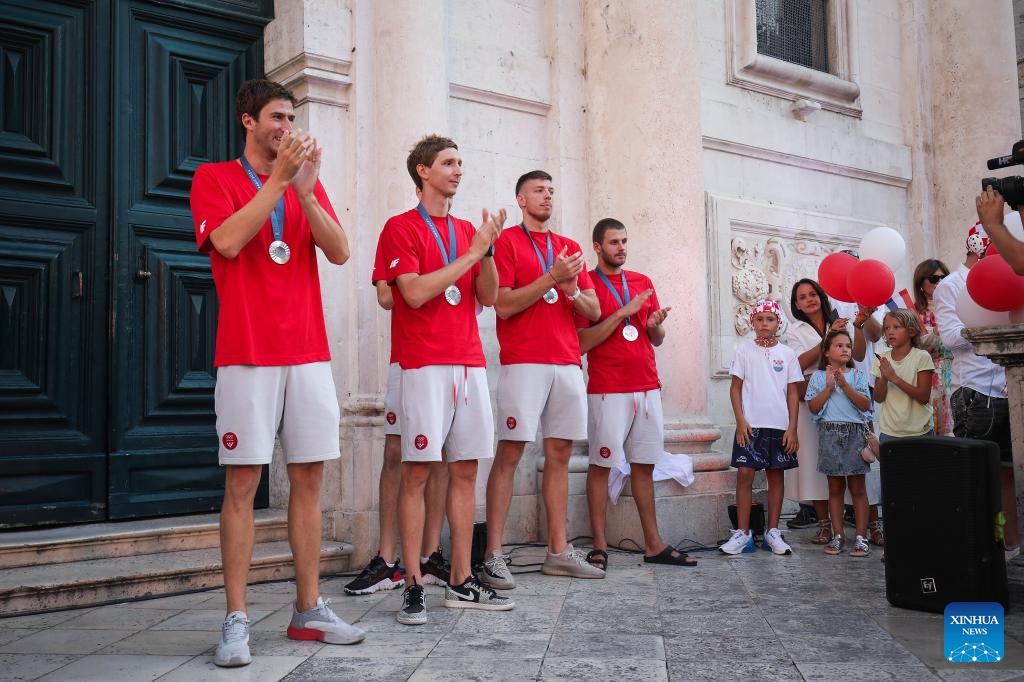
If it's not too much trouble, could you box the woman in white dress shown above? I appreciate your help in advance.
[784,279,864,544]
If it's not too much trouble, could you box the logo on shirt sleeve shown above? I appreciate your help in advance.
[199,219,207,234]
[389,258,400,269]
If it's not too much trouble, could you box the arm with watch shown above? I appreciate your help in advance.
[494,245,597,320]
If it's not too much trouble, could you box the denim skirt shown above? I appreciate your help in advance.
[816,422,870,476]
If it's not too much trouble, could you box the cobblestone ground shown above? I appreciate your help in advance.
[2,532,1024,681]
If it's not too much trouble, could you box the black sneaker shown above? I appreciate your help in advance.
[421,547,451,586]
[344,555,405,595]
[443,576,514,611]
[397,583,426,625]
[786,506,819,529]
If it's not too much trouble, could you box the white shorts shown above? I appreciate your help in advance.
[496,363,587,442]
[384,362,401,437]
[215,362,341,465]
[587,390,664,468]
[400,365,494,463]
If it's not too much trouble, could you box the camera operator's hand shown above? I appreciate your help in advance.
[977,186,1007,232]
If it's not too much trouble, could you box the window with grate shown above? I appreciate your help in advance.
[756,0,830,73]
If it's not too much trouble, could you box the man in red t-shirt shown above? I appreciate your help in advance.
[189,79,364,667]
[477,170,604,588]
[342,231,452,596]
[378,135,513,625]
[578,218,696,570]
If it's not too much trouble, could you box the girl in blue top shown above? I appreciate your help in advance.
[805,329,873,558]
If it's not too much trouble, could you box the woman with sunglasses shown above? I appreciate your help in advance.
[911,259,954,436]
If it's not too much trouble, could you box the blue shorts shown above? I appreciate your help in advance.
[731,427,798,471]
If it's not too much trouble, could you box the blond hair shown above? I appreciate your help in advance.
[883,309,923,347]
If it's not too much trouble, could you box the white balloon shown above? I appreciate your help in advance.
[956,286,1010,328]
[859,226,907,272]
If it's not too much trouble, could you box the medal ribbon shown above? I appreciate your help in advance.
[417,203,457,265]
[595,269,633,328]
[239,156,285,243]
[519,223,553,276]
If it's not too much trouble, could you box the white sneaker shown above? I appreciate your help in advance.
[214,611,251,667]
[719,529,753,555]
[764,528,792,555]
[540,543,605,579]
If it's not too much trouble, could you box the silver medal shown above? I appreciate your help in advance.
[622,324,639,342]
[543,287,559,304]
[444,284,462,306]
[268,240,291,265]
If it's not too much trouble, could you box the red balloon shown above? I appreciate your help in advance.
[987,243,1000,257]
[817,253,858,302]
[846,259,895,307]
[966,254,1024,312]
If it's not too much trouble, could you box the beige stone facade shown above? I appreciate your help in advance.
[261,0,1023,564]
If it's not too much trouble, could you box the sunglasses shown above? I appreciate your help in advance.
[924,274,946,284]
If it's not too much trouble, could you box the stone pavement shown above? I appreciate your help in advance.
[2,531,1024,681]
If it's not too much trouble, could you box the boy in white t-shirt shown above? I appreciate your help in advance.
[721,299,804,556]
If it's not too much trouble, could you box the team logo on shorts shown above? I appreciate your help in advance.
[222,432,238,450]
[386,411,397,425]
[772,358,785,373]
[506,417,517,430]
[414,434,428,450]
[599,446,611,459]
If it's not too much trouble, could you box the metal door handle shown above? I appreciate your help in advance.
[135,270,152,281]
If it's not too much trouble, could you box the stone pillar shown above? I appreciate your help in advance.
[963,325,1024,544]
[262,0,356,516]
[577,1,727,546]
[923,0,1020,267]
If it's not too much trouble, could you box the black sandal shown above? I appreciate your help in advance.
[643,546,698,567]
[586,548,609,571]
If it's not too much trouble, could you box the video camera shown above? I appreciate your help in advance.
[983,139,1024,207]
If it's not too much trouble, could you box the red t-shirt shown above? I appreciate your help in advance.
[372,235,400,365]
[580,269,662,394]
[190,160,341,367]
[378,208,485,369]
[494,226,593,366]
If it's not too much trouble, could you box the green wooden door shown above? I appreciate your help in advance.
[0,0,273,527]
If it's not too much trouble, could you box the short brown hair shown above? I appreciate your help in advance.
[407,135,458,190]
[592,218,626,245]
[515,170,552,196]
[235,79,297,137]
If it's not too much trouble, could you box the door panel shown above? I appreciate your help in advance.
[0,0,109,527]
[108,1,269,518]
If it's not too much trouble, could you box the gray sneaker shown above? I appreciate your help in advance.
[541,543,606,579]
[214,610,251,668]
[474,550,516,590]
[287,597,365,644]
[444,576,515,611]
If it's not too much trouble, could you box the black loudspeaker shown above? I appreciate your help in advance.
[881,436,1008,613]
[471,521,487,568]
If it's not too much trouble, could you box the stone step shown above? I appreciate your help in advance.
[0,510,289,569]
[0,539,353,616]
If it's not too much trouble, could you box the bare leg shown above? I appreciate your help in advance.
[765,469,785,529]
[586,465,611,551]
[422,460,449,557]
[221,465,262,615]
[398,461,430,586]
[848,474,868,538]
[377,435,402,563]
[734,467,755,531]
[485,440,526,554]
[630,463,667,555]
[826,477,846,538]
[542,438,573,554]
[446,459,479,585]
[287,461,325,612]
[813,499,829,526]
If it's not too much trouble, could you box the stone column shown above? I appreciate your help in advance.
[579,1,726,545]
[963,325,1024,545]
[262,0,356,515]
[923,0,1020,267]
